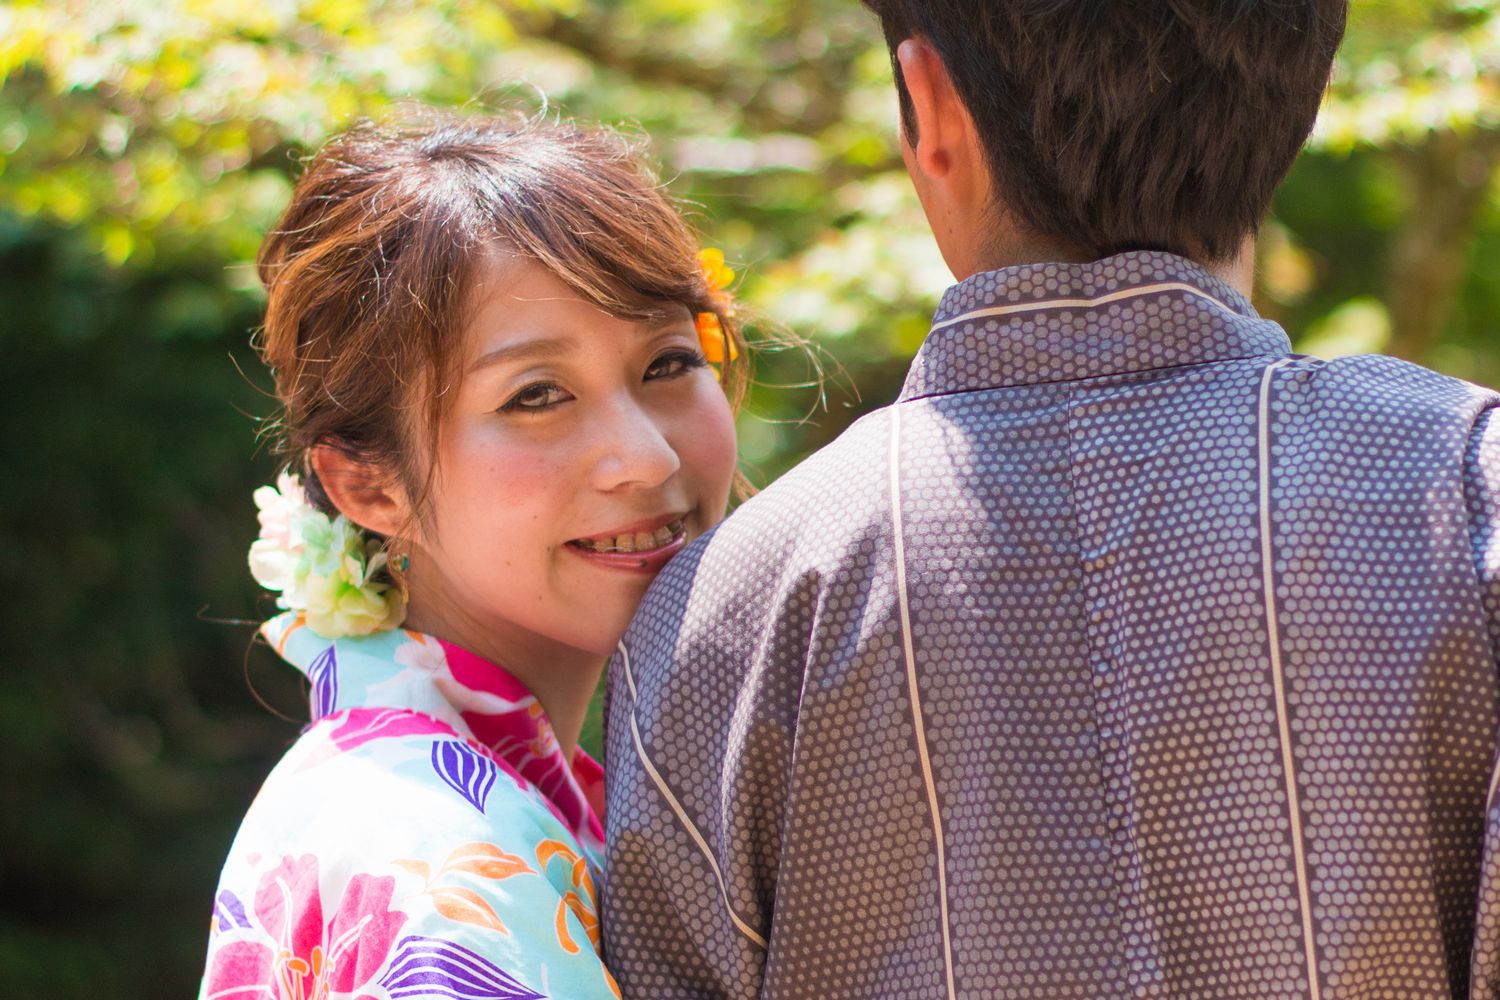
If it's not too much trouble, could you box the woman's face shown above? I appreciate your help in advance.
[401,254,738,663]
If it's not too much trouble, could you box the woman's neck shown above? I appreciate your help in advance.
[513,653,602,762]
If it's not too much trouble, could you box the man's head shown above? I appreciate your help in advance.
[863,0,1349,277]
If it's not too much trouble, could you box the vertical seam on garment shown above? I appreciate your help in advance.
[616,641,770,950]
[888,401,958,1000]
[1063,380,1155,992]
[1463,404,1500,814]
[1258,357,1322,1000]
[1486,759,1500,816]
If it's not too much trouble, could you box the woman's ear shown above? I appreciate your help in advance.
[310,444,409,539]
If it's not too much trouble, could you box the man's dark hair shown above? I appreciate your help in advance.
[863,0,1349,262]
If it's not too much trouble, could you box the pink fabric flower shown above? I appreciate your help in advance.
[206,854,406,998]
[204,940,272,1000]
[328,708,456,755]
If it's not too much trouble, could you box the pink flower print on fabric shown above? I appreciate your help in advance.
[436,638,603,851]
[205,853,406,999]
[571,752,606,851]
[293,707,462,773]
[394,632,534,719]
[204,939,274,1000]
[329,708,456,755]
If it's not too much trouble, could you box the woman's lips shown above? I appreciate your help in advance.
[565,515,688,574]
[567,533,687,574]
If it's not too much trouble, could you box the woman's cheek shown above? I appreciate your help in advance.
[683,393,738,522]
[447,432,565,528]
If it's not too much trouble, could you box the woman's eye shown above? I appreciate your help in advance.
[647,349,709,380]
[499,382,571,413]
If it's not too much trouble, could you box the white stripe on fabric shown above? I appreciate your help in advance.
[1487,755,1500,816]
[888,402,958,1000]
[928,281,1237,334]
[1257,357,1322,1000]
[617,641,769,950]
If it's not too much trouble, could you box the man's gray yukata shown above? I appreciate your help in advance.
[602,251,1500,999]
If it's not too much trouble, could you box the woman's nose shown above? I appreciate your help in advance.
[590,399,681,492]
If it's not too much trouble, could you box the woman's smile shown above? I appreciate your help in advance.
[567,512,690,572]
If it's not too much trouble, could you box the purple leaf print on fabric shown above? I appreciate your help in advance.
[431,739,498,814]
[307,644,339,720]
[213,889,252,931]
[379,935,545,999]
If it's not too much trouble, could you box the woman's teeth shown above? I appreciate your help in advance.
[574,519,683,554]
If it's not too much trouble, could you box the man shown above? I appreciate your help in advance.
[603,2,1500,996]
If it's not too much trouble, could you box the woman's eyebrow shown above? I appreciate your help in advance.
[647,311,695,329]
[467,336,573,374]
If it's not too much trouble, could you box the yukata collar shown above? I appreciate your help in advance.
[261,611,604,851]
[900,250,1293,401]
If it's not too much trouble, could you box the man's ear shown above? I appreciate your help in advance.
[310,444,408,539]
[895,37,977,183]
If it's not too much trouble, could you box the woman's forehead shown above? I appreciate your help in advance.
[463,256,692,357]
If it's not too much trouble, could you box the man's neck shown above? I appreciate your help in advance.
[1215,238,1257,300]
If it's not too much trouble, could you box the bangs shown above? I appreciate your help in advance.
[414,115,713,322]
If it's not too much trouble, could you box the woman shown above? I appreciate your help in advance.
[200,109,743,999]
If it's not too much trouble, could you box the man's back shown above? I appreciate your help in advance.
[604,252,1500,998]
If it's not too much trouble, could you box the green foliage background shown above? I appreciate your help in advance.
[1,1,1497,994]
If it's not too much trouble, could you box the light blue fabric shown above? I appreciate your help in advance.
[200,614,617,1000]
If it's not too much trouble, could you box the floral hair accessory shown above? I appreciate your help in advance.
[696,248,739,366]
[695,312,737,365]
[248,471,406,638]
[699,247,735,292]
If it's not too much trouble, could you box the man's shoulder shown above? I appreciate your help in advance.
[700,405,893,557]
[1275,353,1499,495]
[633,406,895,631]
[1296,352,1499,419]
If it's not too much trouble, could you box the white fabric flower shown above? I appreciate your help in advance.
[247,473,406,637]
[247,471,305,593]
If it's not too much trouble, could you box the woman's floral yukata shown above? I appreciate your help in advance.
[199,612,618,1000]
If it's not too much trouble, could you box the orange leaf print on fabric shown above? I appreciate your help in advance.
[440,841,533,880]
[430,886,508,935]
[567,857,602,950]
[536,839,581,873]
[555,897,580,954]
[563,889,601,951]
[537,839,602,955]
[392,859,430,880]
[571,857,599,912]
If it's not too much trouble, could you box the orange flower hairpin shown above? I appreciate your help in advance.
[695,248,739,366]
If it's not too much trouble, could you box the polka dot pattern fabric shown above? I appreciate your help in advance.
[603,251,1500,999]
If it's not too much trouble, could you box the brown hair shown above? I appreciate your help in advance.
[256,108,746,522]
[863,0,1348,262]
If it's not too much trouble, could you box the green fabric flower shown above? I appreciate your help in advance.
[248,473,406,637]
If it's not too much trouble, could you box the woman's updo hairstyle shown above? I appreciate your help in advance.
[256,107,746,520]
